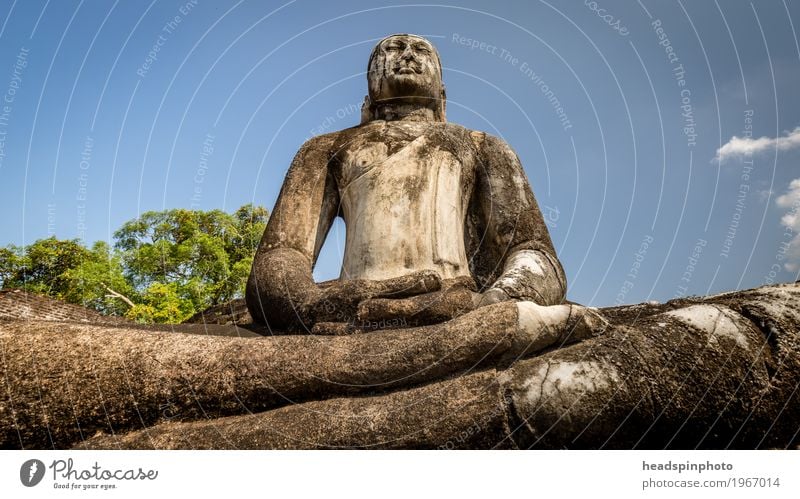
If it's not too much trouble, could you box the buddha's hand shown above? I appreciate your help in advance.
[356,284,512,327]
[309,270,443,324]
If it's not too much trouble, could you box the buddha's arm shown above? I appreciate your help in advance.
[476,134,567,306]
[246,134,339,330]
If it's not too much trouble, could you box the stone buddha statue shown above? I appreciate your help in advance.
[5,34,797,451]
[246,33,567,332]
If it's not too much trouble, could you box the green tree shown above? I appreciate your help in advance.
[0,205,268,324]
[125,282,196,324]
[0,237,133,315]
[60,241,137,316]
[2,237,91,296]
[0,245,21,287]
[114,204,267,319]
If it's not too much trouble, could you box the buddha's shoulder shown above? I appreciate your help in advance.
[296,129,344,152]
[431,123,515,154]
[428,123,512,149]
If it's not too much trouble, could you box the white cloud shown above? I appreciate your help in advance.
[715,127,800,163]
[776,178,800,272]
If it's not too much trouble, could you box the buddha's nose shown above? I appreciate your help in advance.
[401,46,415,60]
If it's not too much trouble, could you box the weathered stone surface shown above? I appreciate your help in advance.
[2,282,797,449]
[0,288,129,324]
[2,299,593,449]
[184,298,252,326]
[76,371,511,450]
[507,283,800,449]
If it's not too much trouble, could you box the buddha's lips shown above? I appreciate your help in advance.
[395,66,421,75]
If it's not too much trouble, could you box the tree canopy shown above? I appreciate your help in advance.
[0,204,268,323]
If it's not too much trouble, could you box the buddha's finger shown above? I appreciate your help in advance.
[368,270,443,298]
[358,287,477,326]
[357,297,420,323]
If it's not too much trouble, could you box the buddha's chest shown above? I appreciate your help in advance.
[331,122,477,194]
[331,122,477,280]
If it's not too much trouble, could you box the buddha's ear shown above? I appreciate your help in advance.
[436,86,447,122]
[360,95,372,124]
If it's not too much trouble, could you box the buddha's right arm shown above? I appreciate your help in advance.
[246,135,339,330]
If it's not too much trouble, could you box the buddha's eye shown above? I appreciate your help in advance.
[384,43,404,52]
[414,45,431,54]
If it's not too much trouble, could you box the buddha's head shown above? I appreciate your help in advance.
[362,34,446,122]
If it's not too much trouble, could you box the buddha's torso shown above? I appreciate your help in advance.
[331,121,479,281]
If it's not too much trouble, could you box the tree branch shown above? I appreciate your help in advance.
[101,282,135,308]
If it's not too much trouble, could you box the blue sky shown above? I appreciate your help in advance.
[0,0,798,307]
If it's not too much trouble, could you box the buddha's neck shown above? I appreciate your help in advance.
[373,103,437,122]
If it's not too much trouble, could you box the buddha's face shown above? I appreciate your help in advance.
[368,35,443,107]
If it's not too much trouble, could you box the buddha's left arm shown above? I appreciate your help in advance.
[475,134,567,306]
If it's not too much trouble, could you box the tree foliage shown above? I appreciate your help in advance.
[61,241,136,316]
[0,204,268,323]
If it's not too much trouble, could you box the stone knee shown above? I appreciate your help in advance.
[502,354,626,448]
[514,301,609,354]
